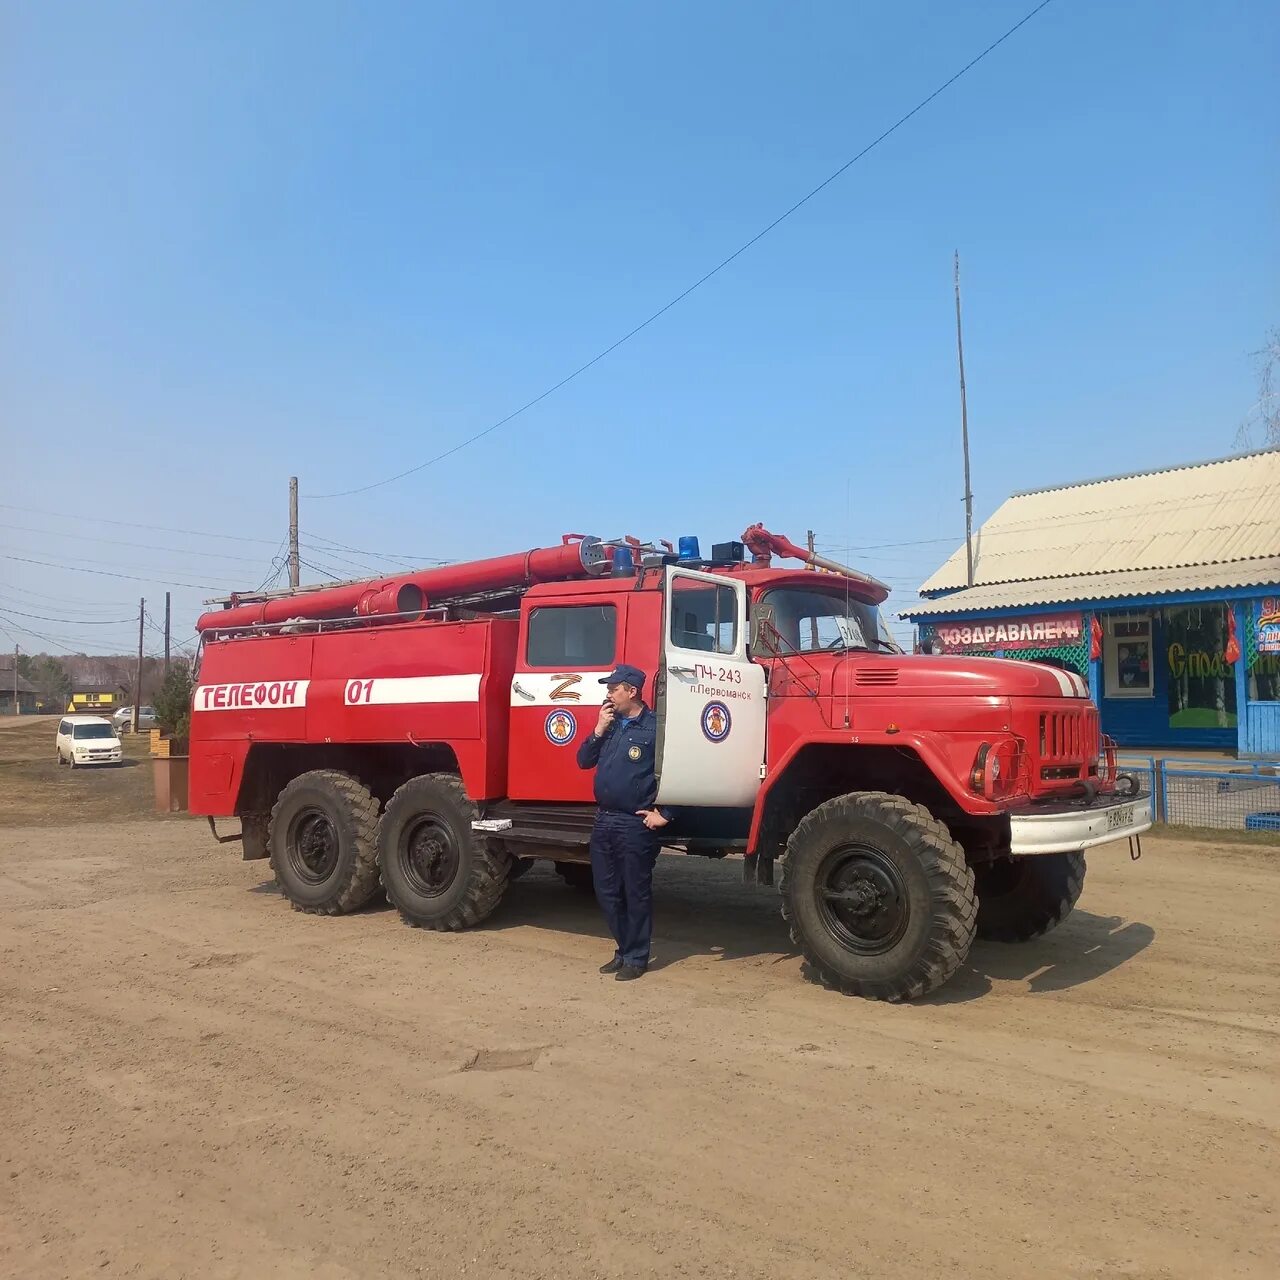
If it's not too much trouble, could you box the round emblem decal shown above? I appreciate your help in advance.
[628,745,642,761]
[544,709,577,745]
[701,701,731,743]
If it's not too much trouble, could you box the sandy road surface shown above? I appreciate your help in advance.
[1,819,1276,1279]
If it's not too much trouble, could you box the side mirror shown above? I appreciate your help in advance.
[749,604,780,657]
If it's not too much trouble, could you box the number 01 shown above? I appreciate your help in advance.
[346,679,374,704]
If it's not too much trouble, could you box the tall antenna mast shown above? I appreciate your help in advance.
[954,251,975,587]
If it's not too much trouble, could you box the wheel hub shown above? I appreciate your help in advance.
[816,844,910,954]
[288,808,340,884]
[404,817,459,897]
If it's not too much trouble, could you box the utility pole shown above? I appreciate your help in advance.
[134,599,144,735]
[163,592,172,677]
[806,530,820,649]
[954,251,975,588]
[12,644,17,717]
[288,476,300,590]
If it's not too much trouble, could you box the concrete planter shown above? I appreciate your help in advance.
[152,755,189,813]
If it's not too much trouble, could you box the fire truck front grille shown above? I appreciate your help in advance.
[1038,708,1098,764]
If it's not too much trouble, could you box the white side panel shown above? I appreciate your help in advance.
[656,566,767,808]
[509,670,611,707]
[194,679,310,711]
[343,674,481,705]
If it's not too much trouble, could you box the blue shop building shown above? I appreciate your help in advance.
[903,449,1280,756]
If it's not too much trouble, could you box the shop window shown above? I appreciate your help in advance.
[1166,606,1237,729]
[1104,615,1153,698]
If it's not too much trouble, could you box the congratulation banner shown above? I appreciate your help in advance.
[1256,597,1280,656]
[933,613,1084,654]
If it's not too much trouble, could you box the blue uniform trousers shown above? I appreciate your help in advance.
[590,810,660,969]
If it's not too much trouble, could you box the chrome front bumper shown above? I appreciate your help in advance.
[1008,793,1153,856]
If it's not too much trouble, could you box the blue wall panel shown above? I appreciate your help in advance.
[1244,702,1280,756]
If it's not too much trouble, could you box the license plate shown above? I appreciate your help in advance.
[1106,804,1136,831]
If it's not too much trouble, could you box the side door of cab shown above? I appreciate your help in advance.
[656,566,767,807]
[507,594,625,802]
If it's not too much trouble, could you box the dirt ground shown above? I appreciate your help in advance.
[0,715,158,826]
[1,801,1277,1279]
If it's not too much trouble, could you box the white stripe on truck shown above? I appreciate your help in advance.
[343,675,481,706]
[194,680,310,711]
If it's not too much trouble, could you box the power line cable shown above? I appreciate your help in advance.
[304,530,451,565]
[1,554,235,592]
[254,538,289,592]
[299,542,386,578]
[0,520,270,565]
[0,502,279,546]
[297,555,353,583]
[0,606,138,625]
[814,535,966,551]
[145,613,197,653]
[306,0,1057,500]
[3,544,243,585]
[0,614,93,655]
[0,585,135,614]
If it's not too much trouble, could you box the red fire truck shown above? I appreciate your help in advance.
[190,526,1151,1002]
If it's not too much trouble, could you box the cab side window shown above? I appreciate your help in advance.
[527,605,617,668]
[670,583,738,655]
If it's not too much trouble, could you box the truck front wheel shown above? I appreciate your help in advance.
[973,852,1085,942]
[781,792,977,1002]
[378,774,511,931]
[269,770,382,915]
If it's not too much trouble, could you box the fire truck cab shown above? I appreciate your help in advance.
[190,527,1152,1002]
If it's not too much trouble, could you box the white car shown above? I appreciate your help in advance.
[56,715,124,767]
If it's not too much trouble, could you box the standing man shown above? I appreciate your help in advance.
[576,664,671,981]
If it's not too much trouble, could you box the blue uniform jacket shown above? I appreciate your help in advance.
[576,705,673,819]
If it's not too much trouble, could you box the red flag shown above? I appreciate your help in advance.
[1089,615,1103,661]
[1225,608,1241,665]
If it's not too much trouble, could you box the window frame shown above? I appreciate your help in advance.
[666,570,746,659]
[523,602,619,671]
[1104,613,1155,699]
[670,581,742,660]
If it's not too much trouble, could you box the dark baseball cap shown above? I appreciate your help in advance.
[599,664,646,691]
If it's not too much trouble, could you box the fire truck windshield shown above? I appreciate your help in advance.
[760,587,899,655]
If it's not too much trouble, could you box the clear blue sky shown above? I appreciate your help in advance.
[2,0,1277,656]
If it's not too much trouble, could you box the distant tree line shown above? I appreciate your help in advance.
[16,651,191,718]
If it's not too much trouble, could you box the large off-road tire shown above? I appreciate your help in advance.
[781,792,977,1002]
[974,852,1085,942]
[268,770,382,915]
[555,861,594,892]
[378,773,511,930]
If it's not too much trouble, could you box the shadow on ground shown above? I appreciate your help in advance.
[247,856,1154,1003]
[920,909,1156,1005]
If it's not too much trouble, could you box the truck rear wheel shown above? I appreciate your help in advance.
[781,792,977,1002]
[269,770,382,915]
[378,773,511,931]
[974,852,1085,942]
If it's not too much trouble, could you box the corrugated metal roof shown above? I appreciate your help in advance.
[904,556,1280,618]
[918,448,1280,595]
[0,666,38,694]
